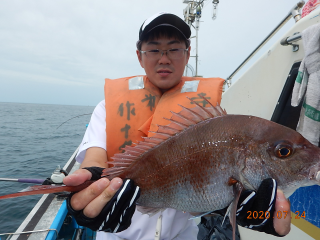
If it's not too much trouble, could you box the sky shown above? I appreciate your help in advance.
[0,0,306,106]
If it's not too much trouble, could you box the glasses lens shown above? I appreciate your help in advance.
[146,50,160,59]
[168,49,185,59]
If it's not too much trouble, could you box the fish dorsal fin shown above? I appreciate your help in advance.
[102,97,226,179]
[150,97,226,140]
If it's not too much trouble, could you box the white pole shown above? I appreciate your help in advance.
[195,21,198,76]
[195,3,201,77]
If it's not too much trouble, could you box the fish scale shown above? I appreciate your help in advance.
[110,116,244,212]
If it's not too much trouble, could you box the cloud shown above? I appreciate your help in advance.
[0,0,303,105]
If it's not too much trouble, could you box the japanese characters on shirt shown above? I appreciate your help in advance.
[104,76,224,161]
[117,94,157,150]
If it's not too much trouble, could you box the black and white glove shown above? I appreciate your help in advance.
[236,178,281,236]
[66,167,140,233]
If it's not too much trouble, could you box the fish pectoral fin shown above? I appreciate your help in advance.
[221,204,232,226]
[136,205,164,217]
[226,181,244,240]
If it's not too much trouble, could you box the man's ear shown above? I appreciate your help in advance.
[136,50,144,68]
[186,46,191,65]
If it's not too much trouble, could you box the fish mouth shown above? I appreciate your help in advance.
[308,164,320,182]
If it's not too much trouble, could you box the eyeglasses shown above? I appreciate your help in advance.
[140,48,188,60]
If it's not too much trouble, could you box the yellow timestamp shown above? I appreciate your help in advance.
[247,211,306,219]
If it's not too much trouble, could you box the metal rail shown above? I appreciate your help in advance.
[225,1,305,87]
[0,229,58,237]
[280,32,302,52]
[281,32,302,45]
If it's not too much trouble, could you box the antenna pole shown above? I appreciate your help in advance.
[183,0,219,77]
[195,7,200,76]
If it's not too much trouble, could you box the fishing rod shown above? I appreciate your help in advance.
[0,165,69,185]
[0,178,45,184]
[56,113,92,130]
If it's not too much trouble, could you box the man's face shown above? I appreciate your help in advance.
[136,36,190,92]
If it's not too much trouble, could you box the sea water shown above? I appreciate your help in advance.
[0,102,95,234]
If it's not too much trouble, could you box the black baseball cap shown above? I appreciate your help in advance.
[139,12,191,41]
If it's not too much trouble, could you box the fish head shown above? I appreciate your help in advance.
[265,138,320,196]
[239,117,320,197]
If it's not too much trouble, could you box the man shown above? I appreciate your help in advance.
[63,12,291,240]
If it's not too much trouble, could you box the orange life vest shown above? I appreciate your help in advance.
[104,75,224,161]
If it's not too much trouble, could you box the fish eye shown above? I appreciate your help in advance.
[274,144,293,158]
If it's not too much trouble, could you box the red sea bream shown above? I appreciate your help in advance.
[102,99,320,214]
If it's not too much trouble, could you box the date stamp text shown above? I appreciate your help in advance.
[247,211,306,219]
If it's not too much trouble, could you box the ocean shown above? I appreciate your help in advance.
[0,102,95,234]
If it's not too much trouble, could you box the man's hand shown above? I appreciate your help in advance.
[236,178,291,236]
[63,168,123,218]
[63,168,140,232]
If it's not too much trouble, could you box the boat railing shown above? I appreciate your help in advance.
[225,0,305,88]
[0,229,58,239]
[280,32,302,52]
